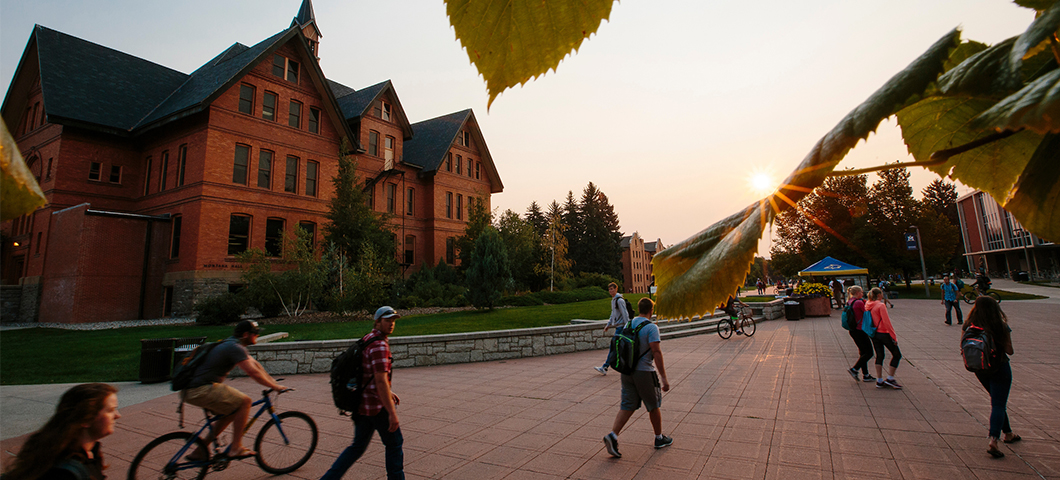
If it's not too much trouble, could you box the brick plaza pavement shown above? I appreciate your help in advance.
[3,299,1058,479]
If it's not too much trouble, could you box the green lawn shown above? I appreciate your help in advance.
[0,294,648,386]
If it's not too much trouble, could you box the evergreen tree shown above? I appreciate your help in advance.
[465,226,512,309]
[921,178,964,271]
[323,152,395,267]
[867,166,921,278]
[496,209,544,291]
[525,201,548,237]
[572,182,622,278]
[561,190,581,258]
[455,196,493,269]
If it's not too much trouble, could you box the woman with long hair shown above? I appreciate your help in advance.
[845,286,875,382]
[964,296,1020,458]
[865,287,902,389]
[4,383,120,480]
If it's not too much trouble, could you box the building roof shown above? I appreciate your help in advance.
[291,0,321,38]
[332,79,414,139]
[402,109,504,193]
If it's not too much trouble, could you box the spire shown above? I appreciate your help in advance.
[291,0,322,59]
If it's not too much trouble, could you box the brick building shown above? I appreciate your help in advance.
[619,233,663,293]
[0,0,503,323]
[956,190,1057,281]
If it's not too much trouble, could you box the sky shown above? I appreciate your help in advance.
[0,0,1037,259]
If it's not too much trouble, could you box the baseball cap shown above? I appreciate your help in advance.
[234,320,261,336]
[373,306,400,321]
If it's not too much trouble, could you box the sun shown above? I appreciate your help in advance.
[748,170,776,196]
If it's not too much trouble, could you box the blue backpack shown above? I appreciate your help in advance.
[861,309,877,337]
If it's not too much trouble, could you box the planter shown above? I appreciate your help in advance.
[803,296,832,317]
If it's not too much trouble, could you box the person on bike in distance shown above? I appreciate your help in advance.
[974,270,993,295]
[181,320,286,460]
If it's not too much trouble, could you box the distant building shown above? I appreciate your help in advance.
[0,0,503,323]
[956,190,1057,280]
[620,233,663,293]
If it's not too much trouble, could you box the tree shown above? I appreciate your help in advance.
[236,227,323,317]
[571,182,623,278]
[465,226,512,309]
[921,178,964,271]
[867,166,921,279]
[455,196,493,269]
[323,151,395,268]
[525,201,548,237]
[561,190,581,257]
[536,201,573,290]
[496,209,544,291]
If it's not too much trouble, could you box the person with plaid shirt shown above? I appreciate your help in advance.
[321,306,404,480]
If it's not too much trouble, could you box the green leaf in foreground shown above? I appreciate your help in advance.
[1009,0,1060,73]
[446,0,616,109]
[653,30,960,319]
[1,119,46,222]
[1003,133,1060,241]
[973,68,1060,134]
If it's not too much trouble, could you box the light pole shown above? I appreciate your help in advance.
[909,226,930,297]
[1013,228,1034,281]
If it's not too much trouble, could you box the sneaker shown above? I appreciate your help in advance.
[847,368,859,381]
[654,435,674,449]
[603,433,621,458]
[862,374,876,382]
[876,381,886,389]
[736,330,744,336]
[882,378,902,389]
[945,321,952,325]
[594,366,607,375]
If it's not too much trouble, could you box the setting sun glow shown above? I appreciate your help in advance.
[749,172,775,195]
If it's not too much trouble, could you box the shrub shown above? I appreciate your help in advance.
[194,293,246,326]
[501,295,545,307]
[563,272,621,291]
[530,286,608,304]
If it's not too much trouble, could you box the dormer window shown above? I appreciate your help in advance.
[460,130,470,147]
[373,101,392,121]
[272,55,299,84]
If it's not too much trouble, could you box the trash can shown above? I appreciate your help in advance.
[1018,271,1030,282]
[784,300,803,321]
[172,336,208,374]
[139,338,175,384]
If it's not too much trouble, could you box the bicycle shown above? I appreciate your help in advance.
[128,386,317,480]
[717,302,756,339]
[962,285,1002,305]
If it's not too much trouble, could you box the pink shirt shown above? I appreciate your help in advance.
[865,300,896,341]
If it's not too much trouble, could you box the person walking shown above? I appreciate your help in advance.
[322,306,405,480]
[594,282,630,375]
[941,274,964,325]
[844,286,875,383]
[830,278,845,309]
[964,296,1020,458]
[602,297,672,458]
[181,320,287,460]
[866,288,903,389]
[4,383,120,480]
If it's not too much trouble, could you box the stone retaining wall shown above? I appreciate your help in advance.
[1,286,21,323]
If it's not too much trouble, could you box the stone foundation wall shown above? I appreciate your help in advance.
[172,278,229,317]
[1,286,21,323]
[18,282,41,323]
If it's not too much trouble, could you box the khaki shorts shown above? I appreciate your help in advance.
[182,383,249,416]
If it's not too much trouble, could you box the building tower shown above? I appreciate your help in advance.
[292,0,322,59]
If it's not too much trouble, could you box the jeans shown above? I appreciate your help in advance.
[320,412,404,480]
[944,300,963,324]
[975,362,1013,439]
[602,325,623,368]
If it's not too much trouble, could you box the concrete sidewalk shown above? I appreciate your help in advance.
[3,298,1058,479]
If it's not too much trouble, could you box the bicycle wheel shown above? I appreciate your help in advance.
[717,319,733,339]
[740,316,756,337]
[988,291,1001,304]
[963,291,976,305]
[254,411,318,474]
[128,431,209,480]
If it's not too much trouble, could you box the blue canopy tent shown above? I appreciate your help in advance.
[798,256,869,290]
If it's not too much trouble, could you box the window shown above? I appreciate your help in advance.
[464,130,470,147]
[446,152,452,172]
[159,151,169,191]
[263,92,277,121]
[258,150,273,188]
[406,187,414,216]
[404,235,415,265]
[366,180,375,209]
[459,130,469,147]
[446,192,453,219]
[308,107,320,133]
[456,155,462,175]
[228,214,251,255]
[468,160,473,177]
[289,100,301,128]
[305,161,318,196]
[285,156,298,193]
[298,221,316,251]
[386,183,397,213]
[374,101,392,121]
[265,218,284,257]
[144,157,152,195]
[446,237,455,264]
[272,55,299,83]
[176,145,187,187]
[384,136,394,161]
[368,130,379,156]
[89,162,101,181]
[170,215,182,259]
[35,232,43,255]
[238,84,255,114]
[475,162,480,179]
[109,165,122,184]
[457,194,463,220]
[233,145,250,184]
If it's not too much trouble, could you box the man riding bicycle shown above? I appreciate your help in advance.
[973,271,992,295]
[721,294,746,335]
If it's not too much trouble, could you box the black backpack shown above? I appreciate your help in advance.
[961,325,995,372]
[171,342,220,392]
[617,296,635,320]
[330,335,382,415]
[610,319,652,375]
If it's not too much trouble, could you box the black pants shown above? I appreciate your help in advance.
[871,334,902,368]
[848,329,874,374]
